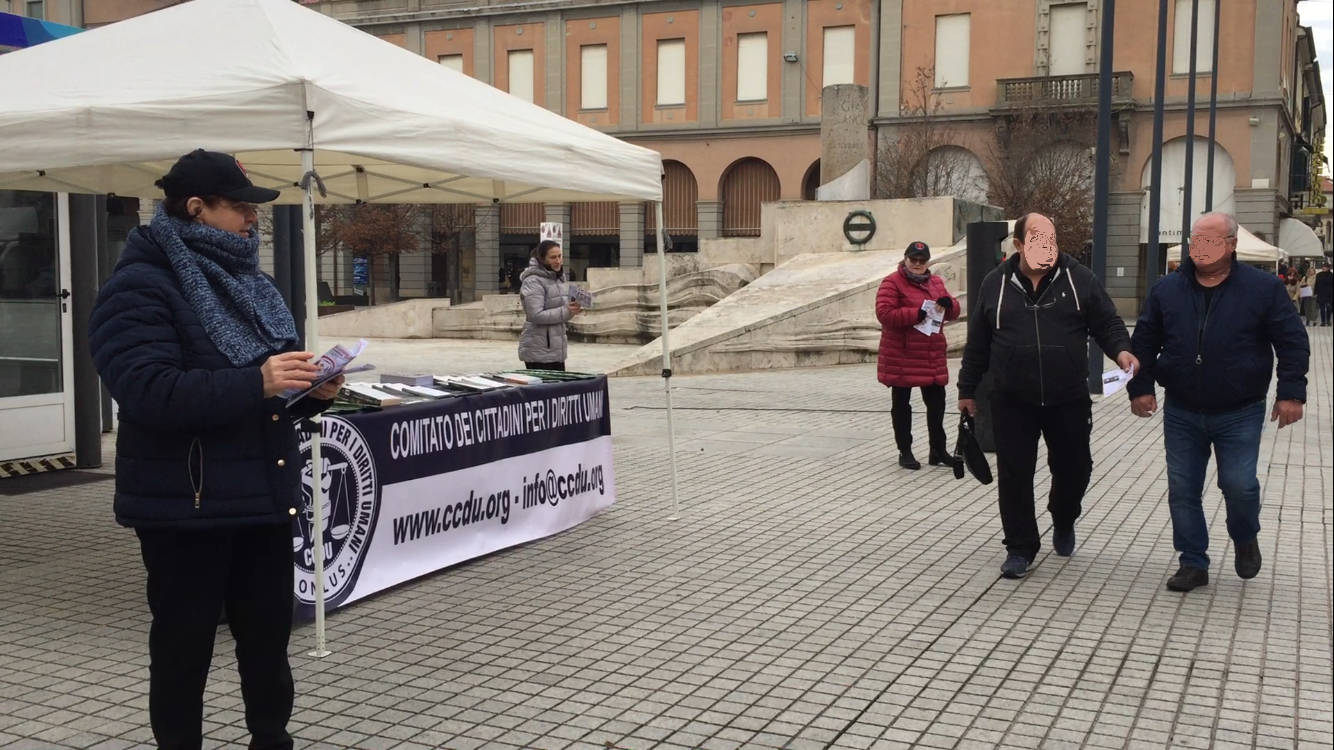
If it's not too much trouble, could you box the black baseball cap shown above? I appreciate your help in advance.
[905,241,931,260]
[155,150,281,203]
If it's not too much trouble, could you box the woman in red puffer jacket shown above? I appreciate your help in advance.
[876,241,961,470]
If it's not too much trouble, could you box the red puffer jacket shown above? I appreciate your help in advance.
[876,267,961,388]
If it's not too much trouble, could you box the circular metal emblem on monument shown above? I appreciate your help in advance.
[843,210,876,246]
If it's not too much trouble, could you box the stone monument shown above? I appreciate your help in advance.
[818,84,871,201]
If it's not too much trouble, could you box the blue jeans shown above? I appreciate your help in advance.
[1163,399,1265,570]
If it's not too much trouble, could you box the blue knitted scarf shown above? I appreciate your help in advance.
[151,206,299,367]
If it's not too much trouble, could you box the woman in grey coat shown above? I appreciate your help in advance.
[519,240,581,369]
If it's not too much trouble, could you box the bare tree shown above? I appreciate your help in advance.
[876,67,985,202]
[985,107,1099,263]
[428,204,475,304]
[314,203,425,305]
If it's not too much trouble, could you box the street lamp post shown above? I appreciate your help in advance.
[1089,0,1116,395]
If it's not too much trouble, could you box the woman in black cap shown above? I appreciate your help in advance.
[88,150,343,750]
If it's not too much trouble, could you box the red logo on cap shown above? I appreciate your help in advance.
[915,242,925,250]
[235,159,248,176]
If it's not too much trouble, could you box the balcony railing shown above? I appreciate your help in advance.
[996,72,1135,108]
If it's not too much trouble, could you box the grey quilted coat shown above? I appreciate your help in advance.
[518,259,571,364]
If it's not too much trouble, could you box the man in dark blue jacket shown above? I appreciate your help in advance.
[1128,212,1309,593]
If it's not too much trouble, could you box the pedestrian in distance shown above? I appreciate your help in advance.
[957,212,1137,580]
[88,150,345,750]
[1316,262,1333,326]
[875,241,961,470]
[1127,212,1309,593]
[518,240,581,371]
[1299,267,1318,326]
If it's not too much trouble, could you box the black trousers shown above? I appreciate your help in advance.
[136,524,295,750]
[890,385,948,456]
[523,361,565,371]
[991,390,1094,562]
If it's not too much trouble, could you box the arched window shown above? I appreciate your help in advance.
[647,160,699,236]
[720,158,780,237]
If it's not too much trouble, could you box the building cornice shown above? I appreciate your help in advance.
[870,96,1293,127]
[616,123,822,141]
[321,0,645,27]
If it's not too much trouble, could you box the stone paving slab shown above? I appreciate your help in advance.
[0,331,1330,750]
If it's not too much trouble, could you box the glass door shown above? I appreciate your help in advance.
[0,191,75,462]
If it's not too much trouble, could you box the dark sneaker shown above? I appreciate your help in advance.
[928,450,957,468]
[1235,541,1262,580]
[1000,554,1029,579]
[1166,566,1209,592]
[899,451,921,470]
[1053,526,1076,557]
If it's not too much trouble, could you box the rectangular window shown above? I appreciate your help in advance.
[1048,3,1088,76]
[25,0,43,19]
[822,26,856,86]
[508,49,535,102]
[934,14,970,88]
[580,44,608,110]
[657,39,687,106]
[1172,0,1215,74]
[736,32,768,102]
[438,55,464,73]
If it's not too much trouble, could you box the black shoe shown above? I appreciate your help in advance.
[899,451,921,470]
[1000,554,1029,579]
[1166,566,1209,592]
[1053,526,1076,557]
[1235,541,1262,580]
[928,450,957,468]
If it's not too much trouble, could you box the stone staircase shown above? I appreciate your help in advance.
[432,255,758,345]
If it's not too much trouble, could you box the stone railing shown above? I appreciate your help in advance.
[996,72,1134,108]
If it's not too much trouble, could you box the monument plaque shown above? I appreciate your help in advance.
[819,84,871,200]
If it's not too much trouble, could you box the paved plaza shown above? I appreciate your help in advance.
[0,333,1330,750]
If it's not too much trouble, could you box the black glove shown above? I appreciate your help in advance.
[917,308,928,322]
[936,297,953,312]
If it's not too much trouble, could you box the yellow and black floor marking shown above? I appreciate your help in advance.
[0,454,77,480]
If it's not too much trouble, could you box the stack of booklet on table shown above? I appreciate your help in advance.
[330,369,601,411]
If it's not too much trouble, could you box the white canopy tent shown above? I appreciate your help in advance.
[0,0,681,654]
[1166,226,1288,265]
[1277,217,1326,259]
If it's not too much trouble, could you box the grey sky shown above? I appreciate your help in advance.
[1298,0,1332,169]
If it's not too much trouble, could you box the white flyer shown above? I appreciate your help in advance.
[284,339,374,405]
[1101,367,1134,397]
[913,300,945,336]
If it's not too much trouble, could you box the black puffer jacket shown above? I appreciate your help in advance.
[89,226,331,530]
[959,253,1131,406]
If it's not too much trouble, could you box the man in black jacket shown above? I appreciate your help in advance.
[1128,212,1309,592]
[959,213,1137,579]
[1316,262,1333,326]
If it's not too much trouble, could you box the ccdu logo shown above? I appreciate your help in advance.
[293,416,378,609]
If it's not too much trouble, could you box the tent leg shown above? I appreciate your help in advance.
[302,147,331,659]
[654,202,680,521]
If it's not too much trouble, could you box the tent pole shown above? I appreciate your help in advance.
[654,202,680,521]
[302,146,331,658]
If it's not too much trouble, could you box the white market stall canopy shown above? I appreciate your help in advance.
[1166,226,1288,265]
[0,0,662,204]
[1277,218,1326,258]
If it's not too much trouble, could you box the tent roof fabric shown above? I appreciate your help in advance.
[1166,226,1288,264]
[0,0,662,204]
[1277,218,1326,258]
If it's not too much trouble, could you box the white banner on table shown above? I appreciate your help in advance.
[353,436,615,601]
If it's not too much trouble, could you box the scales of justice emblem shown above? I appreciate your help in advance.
[293,417,377,608]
